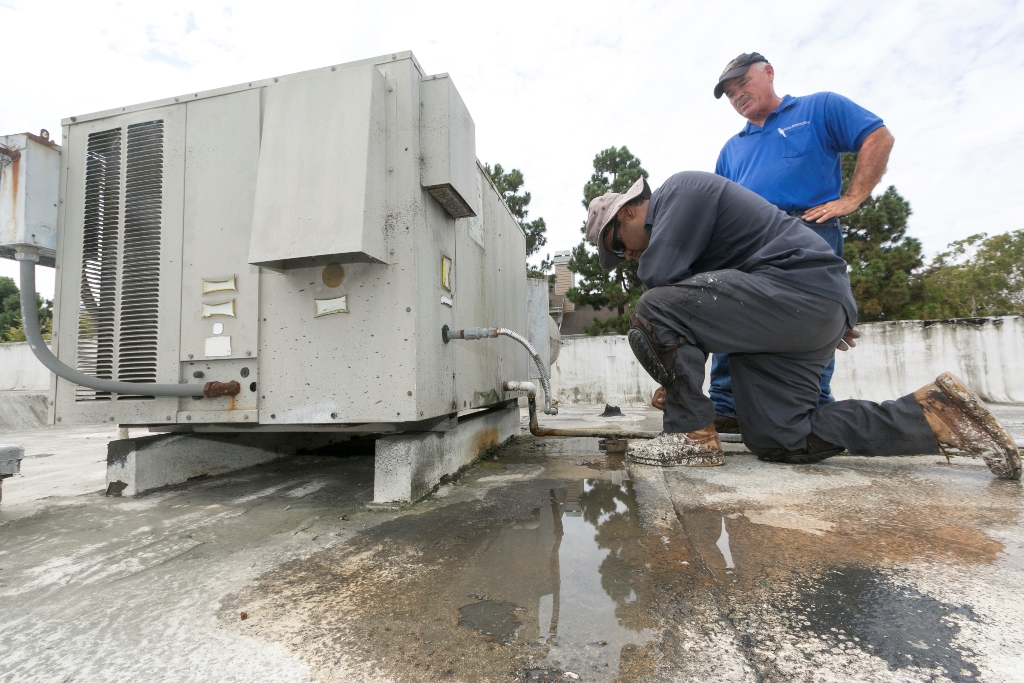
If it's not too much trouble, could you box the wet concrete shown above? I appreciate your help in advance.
[0,410,1022,682]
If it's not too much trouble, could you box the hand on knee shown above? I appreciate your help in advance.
[652,386,666,411]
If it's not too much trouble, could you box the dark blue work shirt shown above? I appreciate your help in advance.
[638,172,857,327]
[715,93,883,212]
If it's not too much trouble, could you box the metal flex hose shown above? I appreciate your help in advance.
[18,256,237,398]
[444,325,557,414]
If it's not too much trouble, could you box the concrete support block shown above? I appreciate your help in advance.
[1,444,25,504]
[106,432,347,497]
[373,400,519,505]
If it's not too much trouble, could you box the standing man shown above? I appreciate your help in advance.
[708,53,895,434]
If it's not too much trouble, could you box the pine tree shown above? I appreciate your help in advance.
[839,152,926,321]
[565,146,649,334]
[483,163,552,278]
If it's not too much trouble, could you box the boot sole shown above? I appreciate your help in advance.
[936,372,1022,480]
[627,452,725,467]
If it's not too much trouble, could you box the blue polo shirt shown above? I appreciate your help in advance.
[715,93,883,212]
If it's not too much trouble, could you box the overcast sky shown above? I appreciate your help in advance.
[3,0,1022,298]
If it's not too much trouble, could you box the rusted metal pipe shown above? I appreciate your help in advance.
[503,381,658,439]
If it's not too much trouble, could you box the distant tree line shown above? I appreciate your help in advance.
[0,277,51,342]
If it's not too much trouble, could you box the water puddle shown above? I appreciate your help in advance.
[715,516,735,569]
[457,600,523,644]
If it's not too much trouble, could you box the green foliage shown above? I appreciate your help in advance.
[909,230,1024,318]
[566,146,649,334]
[0,276,52,342]
[483,162,551,278]
[839,152,926,321]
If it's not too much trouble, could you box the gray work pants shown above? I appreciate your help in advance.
[634,270,939,456]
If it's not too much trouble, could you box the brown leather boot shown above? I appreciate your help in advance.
[915,372,1021,480]
[713,414,742,434]
[626,424,725,467]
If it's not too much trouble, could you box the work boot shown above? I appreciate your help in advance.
[626,425,725,467]
[713,414,741,434]
[758,435,846,464]
[914,372,1021,480]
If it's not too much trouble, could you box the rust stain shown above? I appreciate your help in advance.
[203,380,241,399]
[472,426,500,455]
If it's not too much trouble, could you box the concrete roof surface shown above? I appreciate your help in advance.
[0,405,1022,682]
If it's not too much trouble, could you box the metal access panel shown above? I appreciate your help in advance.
[51,51,529,430]
[0,133,61,266]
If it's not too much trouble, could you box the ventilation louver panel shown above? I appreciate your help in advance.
[117,121,164,396]
[74,120,165,402]
[75,128,121,401]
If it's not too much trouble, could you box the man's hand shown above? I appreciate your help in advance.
[802,195,862,223]
[802,126,894,224]
[652,386,666,411]
[837,328,860,351]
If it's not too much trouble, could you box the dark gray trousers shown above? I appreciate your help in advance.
[634,270,938,456]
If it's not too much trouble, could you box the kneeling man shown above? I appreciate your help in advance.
[585,172,1020,479]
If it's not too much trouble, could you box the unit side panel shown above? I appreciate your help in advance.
[452,171,492,409]
[179,91,261,362]
[257,262,417,423]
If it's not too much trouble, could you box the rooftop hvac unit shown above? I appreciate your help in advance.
[5,52,542,437]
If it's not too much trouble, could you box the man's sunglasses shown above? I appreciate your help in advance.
[610,223,627,257]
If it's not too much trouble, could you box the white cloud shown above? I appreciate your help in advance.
[2,0,1022,295]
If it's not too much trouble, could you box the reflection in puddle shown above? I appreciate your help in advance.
[716,516,735,569]
[454,477,654,678]
[457,601,523,644]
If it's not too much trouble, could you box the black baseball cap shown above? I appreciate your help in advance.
[714,52,769,99]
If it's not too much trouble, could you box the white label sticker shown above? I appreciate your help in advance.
[202,275,236,293]
[440,295,453,308]
[202,300,235,317]
[212,322,224,335]
[205,336,231,357]
[314,295,348,317]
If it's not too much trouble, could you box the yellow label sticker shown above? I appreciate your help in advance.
[441,256,452,291]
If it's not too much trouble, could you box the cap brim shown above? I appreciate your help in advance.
[714,64,753,99]
[597,235,625,270]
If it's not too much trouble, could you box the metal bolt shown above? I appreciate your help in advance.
[406,307,411,312]
[186,415,192,420]
[246,351,252,356]
[407,391,412,396]
[331,412,338,419]
[249,382,257,392]
[166,416,172,421]
[193,370,204,378]
[188,354,194,359]
[273,77,278,82]
[271,414,276,419]
[240,367,250,378]
[330,66,336,71]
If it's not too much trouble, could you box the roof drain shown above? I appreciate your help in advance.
[504,381,658,439]
[18,255,239,399]
[443,326,558,415]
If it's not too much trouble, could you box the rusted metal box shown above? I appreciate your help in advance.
[47,52,529,433]
[0,133,61,267]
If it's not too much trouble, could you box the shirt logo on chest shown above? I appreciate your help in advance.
[777,120,811,137]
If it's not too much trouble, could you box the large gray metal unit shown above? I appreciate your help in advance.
[38,51,529,430]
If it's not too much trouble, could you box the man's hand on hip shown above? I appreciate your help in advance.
[802,195,862,223]
[837,328,861,351]
[652,386,666,411]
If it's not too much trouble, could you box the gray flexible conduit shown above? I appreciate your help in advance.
[495,328,557,415]
[19,257,206,397]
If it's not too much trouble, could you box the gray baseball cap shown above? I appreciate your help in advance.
[714,52,768,99]
[584,176,649,270]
